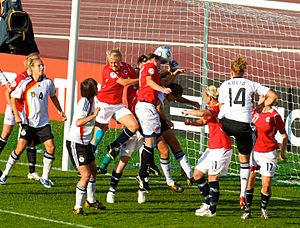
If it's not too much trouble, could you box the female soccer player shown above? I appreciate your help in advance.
[0,57,66,188]
[91,49,139,174]
[135,53,171,197]
[66,78,106,216]
[183,85,232,217]
[241,95,287,219]
[0,53,40,180]
[218,56,277,209]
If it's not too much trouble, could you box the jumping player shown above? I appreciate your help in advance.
[218,56,278,209]
[91,49,139,174]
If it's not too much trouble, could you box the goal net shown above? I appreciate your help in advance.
[31,0,299,183]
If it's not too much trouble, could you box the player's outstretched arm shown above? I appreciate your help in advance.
[50,95,66,121]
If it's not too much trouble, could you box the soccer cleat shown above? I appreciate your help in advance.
[0,174,8,185]
[84,200,106,210]
[96,167,107,175]
[261,208,269,219]
[138,189,146,204]
[106,191,116,203]
[195,209,216,217]
[240,196,247,210]
[136,175,150,192]
[73,208,87,216]
[168,182,184,193]
[148,165,162,176]
[27,172,41,180]
[195,203,210,216]
[241,206,251,219]
[40,178,52,188]
[186,177,195,186]
[107,144,120,160]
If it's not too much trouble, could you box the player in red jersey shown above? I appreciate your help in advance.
[241,95,287,219]
[0,57,66,188]
[0,53,41,181]
[90,49,140,174]
[182,85,232,217]
[135,53,171,199]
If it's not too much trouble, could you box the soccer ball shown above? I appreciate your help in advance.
[154,46,172,64]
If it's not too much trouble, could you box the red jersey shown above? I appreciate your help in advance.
[10,70,29,112]
[125,84,139,115]
[204,104,232,149]
[252,108,286,152]
[137,62,160,105]
[97,62,137,104]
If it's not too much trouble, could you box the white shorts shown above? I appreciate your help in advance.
[135,101,161,137]
[4,104,16,125]
[195,148,232,176]
[251,150,277,177]
[95,98,132,124]
[120,131,144,157]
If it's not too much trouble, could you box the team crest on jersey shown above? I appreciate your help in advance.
[110,72,118,79]
[31,92,36,97]
[20,129,26,136]
[123,70,128,75]
[79,156,85,163]
[265,117,270,123]
[148,68,155,75]
[10,80,16,88]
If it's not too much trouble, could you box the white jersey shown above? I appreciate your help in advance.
[157,91,167,105]
[10,76,56,128]
[218,77,269,123]
[67,97,95,145]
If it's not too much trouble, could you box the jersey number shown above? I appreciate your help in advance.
[38,92,43,100]
[229,88,245,107]
[266,163,274,171]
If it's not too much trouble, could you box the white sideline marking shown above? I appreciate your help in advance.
[0,209,93,228]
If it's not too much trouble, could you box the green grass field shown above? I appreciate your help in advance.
[0,117,299,227]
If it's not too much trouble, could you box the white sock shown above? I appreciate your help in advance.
[240,162,250,197]
[42,153,54,180]
[75,184,86,209]
[160,158,174,186]
[87,178,96,203]
[3,151,19,176]
[175,151,193,179]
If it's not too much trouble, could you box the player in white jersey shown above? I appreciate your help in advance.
[66,78,106,216]
[0,57,66,188]
[218,56,278,209]
[0,53,41,181]
[156,83,199,191]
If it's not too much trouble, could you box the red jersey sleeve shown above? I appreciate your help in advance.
[274,114,286,134]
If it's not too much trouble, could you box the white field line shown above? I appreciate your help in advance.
[0,209,94,228]
[0,159,298,201]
